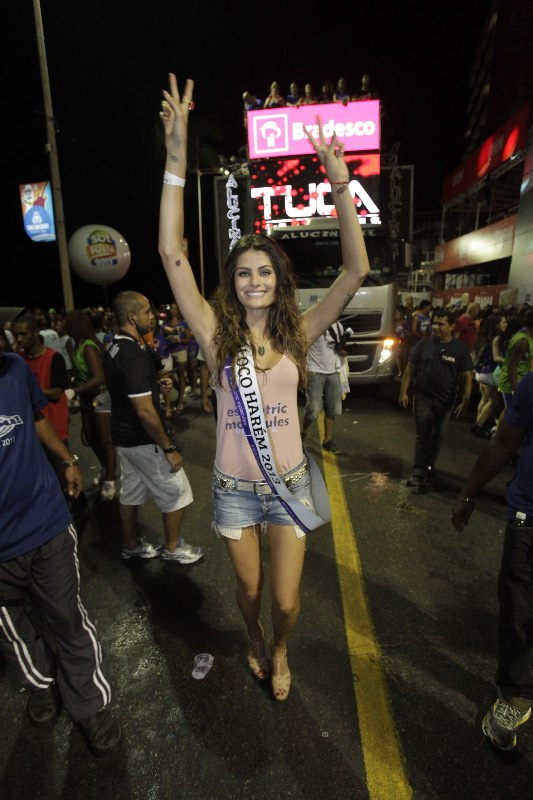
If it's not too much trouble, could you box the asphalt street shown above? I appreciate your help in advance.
[1,382,532,800]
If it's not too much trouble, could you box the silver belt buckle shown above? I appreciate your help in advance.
[285,464,307,488]
[254,482,271,495]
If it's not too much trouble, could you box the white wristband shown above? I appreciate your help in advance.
[163,171,186,187]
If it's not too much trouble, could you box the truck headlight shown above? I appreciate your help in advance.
[378,338,396,365]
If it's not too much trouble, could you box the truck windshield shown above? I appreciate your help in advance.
[269,229,395,289]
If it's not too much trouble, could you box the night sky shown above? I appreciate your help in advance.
[5,0,493,310]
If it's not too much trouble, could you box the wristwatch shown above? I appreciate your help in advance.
[61,454,79,468]
[163,443,178,454]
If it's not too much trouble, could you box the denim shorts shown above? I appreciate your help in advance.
[212,462,313,540]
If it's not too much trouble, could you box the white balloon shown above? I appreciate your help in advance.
[68,225,131,285]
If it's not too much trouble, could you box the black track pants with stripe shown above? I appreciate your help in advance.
[0,525,112,721]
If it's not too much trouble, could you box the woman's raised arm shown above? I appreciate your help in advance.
[301,119,370,345]
[158,74,215,352]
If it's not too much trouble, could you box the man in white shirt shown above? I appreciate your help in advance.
[301,321,346,455]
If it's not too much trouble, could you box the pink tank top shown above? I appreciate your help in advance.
[214,354,303,479]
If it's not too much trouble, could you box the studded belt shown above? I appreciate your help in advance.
[213,460,308,495]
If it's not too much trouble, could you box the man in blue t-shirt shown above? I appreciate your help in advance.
[399,308,473,489]
[0,307,121,756]
[452,371,533,752]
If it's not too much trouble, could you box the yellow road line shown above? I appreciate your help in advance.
[318,417,412,800]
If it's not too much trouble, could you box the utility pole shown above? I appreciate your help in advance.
[33,0,74,310]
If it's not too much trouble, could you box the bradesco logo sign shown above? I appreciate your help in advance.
[248,100,380,159]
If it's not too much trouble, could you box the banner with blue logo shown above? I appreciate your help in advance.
[19,181,56,242]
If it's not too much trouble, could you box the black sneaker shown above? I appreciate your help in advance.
[27,684,61,724]
[322,439,341,455]
[76,707,122,757]
[482,697,531,750]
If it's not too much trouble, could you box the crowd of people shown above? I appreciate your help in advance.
[242,73,378,123]
[394,296,533,444]
[2,70,533,761]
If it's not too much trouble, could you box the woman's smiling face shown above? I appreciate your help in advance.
[233,250,277,311]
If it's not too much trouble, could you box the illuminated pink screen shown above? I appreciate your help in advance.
[247,100,380,159]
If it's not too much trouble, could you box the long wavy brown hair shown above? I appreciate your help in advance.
[211,233,308,387]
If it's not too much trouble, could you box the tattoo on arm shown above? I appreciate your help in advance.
[340,293,354,313]
[168,154,178,163]
[175,259,181,267]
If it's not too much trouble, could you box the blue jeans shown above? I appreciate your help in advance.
[303,372,342,422]
[412,393,453,479]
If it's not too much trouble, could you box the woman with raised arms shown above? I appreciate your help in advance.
[158,74,369,701]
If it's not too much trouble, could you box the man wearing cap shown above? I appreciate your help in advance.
[0,307,121,756]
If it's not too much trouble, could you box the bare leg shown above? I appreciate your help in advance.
[225,525,269,678]
[268,524,306,649]
[161,370,173,417]
[224,525,264,640]
[162,508,186,552]
[477,385,501,427]
[81,409,101,464]
[187,359,198,396]
[268,524,306,698]
[176,366,186,410]
[93,412,116,481]
[119,504,139,549]
[323,414,335,443]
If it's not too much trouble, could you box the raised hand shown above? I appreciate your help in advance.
[160,73,194,158]
[304,116,350,187]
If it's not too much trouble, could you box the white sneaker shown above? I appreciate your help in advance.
[121,540,160,560]
[482,696,531,750]
[160,540,203,564]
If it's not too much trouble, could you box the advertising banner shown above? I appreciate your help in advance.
[432,285,511,309]
[434,215,517,272]
[247,100,380,160]
[19,181,56,242]
[441,103,529,205]
[249,153,381,230]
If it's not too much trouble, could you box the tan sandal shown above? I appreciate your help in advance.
[270,636,291,701]
[247,625,270,681]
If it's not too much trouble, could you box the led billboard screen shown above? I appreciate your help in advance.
[249,154,381,230]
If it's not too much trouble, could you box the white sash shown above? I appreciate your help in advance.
[225,347,331,532]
